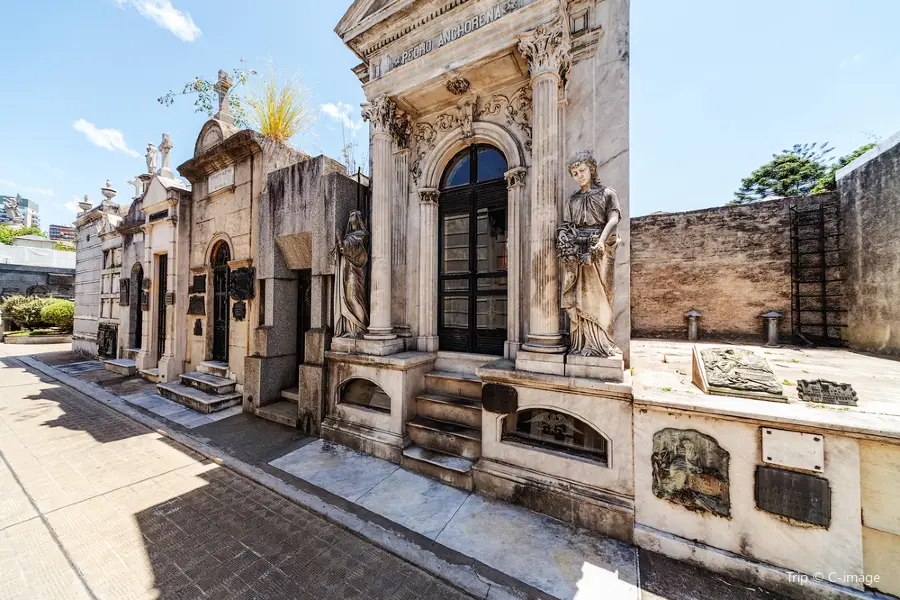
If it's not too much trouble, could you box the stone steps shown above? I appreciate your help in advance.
[157,382,242,414]
[197,360,229,378]
[255,401,298,428]
[103,358,136,377]
[180,371,236,395]
[124,348,141,360]
[416,393,482,429]
[424,370,482,400]
[139,368,162,383]
[281,387,300,404]
[406,416,481,460]
[401,444,474,491]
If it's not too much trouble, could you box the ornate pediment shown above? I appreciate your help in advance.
[335,0,408,42]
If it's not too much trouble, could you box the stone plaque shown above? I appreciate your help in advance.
[189,274,207,294]
[119,279,130,307]
[97,323,117,359]
[797,380,858,407]
[482,384,518,414]
[229,267,255,300]
[652,428,730,517]
[693,346,785,402]
[165,291,176,306]
[187,295,205,316]
[232,300,246,321]
[761,428,824,473]
[755,466,831,527]
[141,290,150,311]
[193,319,202,336]
[208,165,234,195]
[142,277,151,290]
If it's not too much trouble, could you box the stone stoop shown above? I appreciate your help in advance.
[124,348,141,360]
[103,358,137,377]
[197,360,230,379]
[402,369,485,491]
[139,368,162,383]
[280,387,300,404]
[156,370,240,414]
[254,401,298,428]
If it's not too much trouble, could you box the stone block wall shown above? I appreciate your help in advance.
[630,197,796,341]
[838,132,900,357]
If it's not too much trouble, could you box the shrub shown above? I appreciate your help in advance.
[1,296,29,325]
[41,300,75,331]
[0,296,56,329]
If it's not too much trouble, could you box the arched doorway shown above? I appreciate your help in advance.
[438,144,508,355]
[130,263,143,348]
[211,241,231,362]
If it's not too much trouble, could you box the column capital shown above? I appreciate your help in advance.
[418,188,440,204]
[362,94,396,136]
[518,20,570,84]
[504,167,527,190]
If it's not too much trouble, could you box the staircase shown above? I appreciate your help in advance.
[402,353,491,491]
[254,387,300,428]
[156,361,241,414]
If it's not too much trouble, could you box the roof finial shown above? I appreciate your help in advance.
[214,69,234,124]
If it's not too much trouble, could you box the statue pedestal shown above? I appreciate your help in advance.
[565,353,624,382]
[515,351,566,376]
[331,336,404,357]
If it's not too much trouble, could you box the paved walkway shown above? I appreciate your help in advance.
[0,345,474,600]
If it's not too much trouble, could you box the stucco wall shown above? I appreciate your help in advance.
[631,197,800,341]
[838,132,900,356]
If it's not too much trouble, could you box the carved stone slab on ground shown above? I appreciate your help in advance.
[797,379,858,406]
[692,345,786,402]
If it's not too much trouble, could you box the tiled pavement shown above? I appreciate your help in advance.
[0,347,475,600]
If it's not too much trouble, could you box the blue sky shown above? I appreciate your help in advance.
[1,0,897,230]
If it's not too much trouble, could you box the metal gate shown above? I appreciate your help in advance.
[790,198,846,346]
[156,256,167,360]
[212,242,231,362]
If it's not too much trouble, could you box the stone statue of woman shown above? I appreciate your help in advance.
[556,150,621,357]
[335,210,370,338]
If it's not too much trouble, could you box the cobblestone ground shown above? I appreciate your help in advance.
[0,347,474,600]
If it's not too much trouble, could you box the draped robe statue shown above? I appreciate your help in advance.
[556,150,621,357]
[335,210,370,338]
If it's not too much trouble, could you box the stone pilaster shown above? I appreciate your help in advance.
[417,188,439,352]
[518,20,570,355]
[135,224,153,370]
[504,167,526,359]
[391,112,411,339]
[361,95,398,342]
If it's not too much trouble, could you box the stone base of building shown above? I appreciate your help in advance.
[72,335,98,358]
[473,458,635,543]
[321,414,408,463]
[331,336,405,356]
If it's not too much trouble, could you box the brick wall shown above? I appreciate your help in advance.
[631,197,797,341]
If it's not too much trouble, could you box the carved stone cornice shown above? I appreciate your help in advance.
[362,94,396,135]
[419,188,440,204]
[518,20,571,83]
[392,109,412,149]
[504,167,526,189]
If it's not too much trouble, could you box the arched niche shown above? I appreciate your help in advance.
[339,378,391,413]
[502,408,610,466]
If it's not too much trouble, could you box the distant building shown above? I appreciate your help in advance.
[49,224,76,241]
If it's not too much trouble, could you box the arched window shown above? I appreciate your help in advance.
[503,409,609,465]
[340,378,391,413]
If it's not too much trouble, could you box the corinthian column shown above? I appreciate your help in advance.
[361,95,397,340]
[519,21,570,354]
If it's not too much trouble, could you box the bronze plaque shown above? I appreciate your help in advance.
[119,279,130,306]
[232,300,247,321]
[165,291,176,306]
[229,267,255,300]
[482,384,518,414]
[193,319,202,336]
[652,428,730,517]
[798,380,857,407]
[141,290,150,311]
[142,277,151,290]
[189,274,207,294]
[187,296,205,316]
[755,466,831,526]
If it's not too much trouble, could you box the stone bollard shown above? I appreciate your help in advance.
[761,311,783,347]
[685,309,701,342]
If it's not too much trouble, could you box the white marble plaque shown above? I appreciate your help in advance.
[208,166,234,195]
[761,428,824,473]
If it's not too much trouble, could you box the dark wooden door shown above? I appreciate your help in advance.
[131,263,143,348]
[437,145,508,355]
[156,256,167,361]
[212,243,231,362]
[296,270,312,367]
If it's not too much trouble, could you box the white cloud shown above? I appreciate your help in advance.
[115,0,201,42]
[65,196,81,212]
[321,102,364,132]
[840,53,863,69]
[73,119,140,157]
[0,177,56,197]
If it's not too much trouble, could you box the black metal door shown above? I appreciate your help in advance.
[156,256,167,361]
[437,145,508,355]
[131,264,143,348]
[212,243,231,362]
[297,270,312,367]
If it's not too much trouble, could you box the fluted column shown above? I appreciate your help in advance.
[392,110,412,339]
[519,21,570,354]
[362,95,397,340]
[504,167,526,359]
[417,188,439,352]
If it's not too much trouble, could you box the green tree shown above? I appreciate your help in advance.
[732,143,834,205]
[811,142,877,193]
[0,225,46,245]
[41,300,75,331]
[0,296,55,329]
[158,61,256,128]
[53,241,76,252]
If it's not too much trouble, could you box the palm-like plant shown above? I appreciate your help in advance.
[247,73,316,145]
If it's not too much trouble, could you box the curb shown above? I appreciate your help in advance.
[17,356,538,600]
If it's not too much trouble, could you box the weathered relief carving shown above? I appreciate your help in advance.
[556,151,621,357]
[229,267,255,300]
[362,95,396,134]
[696,347,784,399]
[652,428,730,518]
[334,210,370,338]
[446,76,470,96]
[410,122,436,185]
[481,87,533,152]
[457,96,477,139]
[797,379,858,406]
[392,109,412,150]
[504,167,526,189]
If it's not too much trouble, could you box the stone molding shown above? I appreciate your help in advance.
[362,94,396,135]
[481,87,533,153]
[518,20,571,83]
[504,167,526,189]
